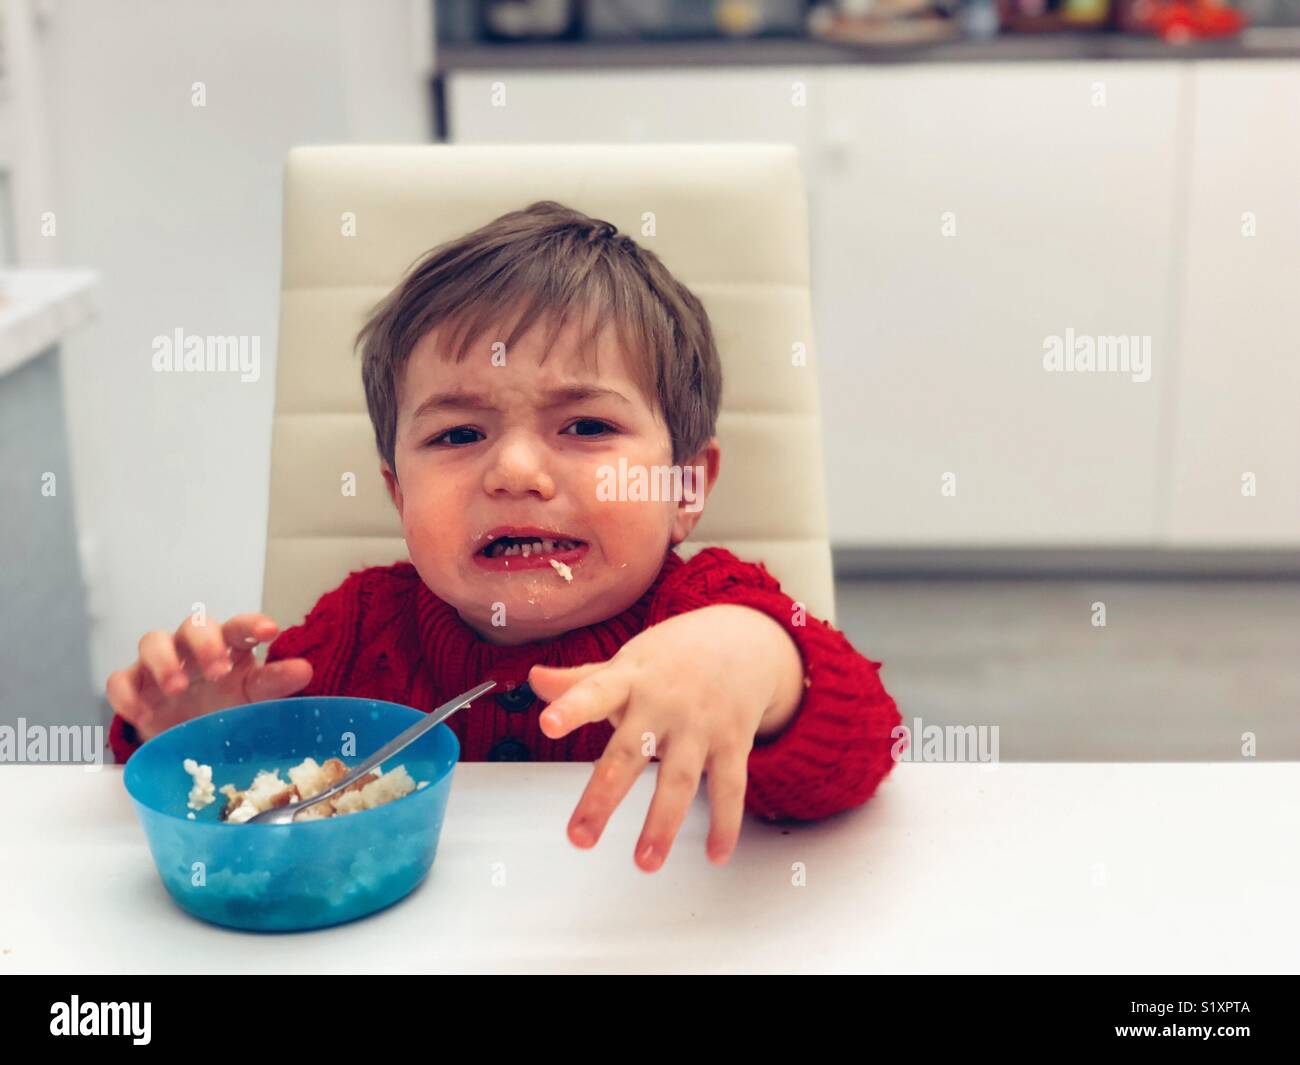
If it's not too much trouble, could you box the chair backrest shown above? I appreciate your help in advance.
[263,143,835,629]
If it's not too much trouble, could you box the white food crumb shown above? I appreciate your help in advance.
[243,769,291,808]
[548,557,573,582]
[226,801,259,824]
[417,781,429,790]
[187,812,196,820]
[183,758,216,810]
[287,757,326,800]
[332,765,416,815]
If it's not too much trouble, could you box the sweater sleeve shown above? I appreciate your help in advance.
[645,547,902,822]
[108,712,143,765]
[263,571,365,695]
[106,575,364,765]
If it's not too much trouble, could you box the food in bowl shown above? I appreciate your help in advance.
[183,758,216,812]
[184,755,428,823]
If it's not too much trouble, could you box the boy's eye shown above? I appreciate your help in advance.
[426,427,483,447]
[563,419,615,438]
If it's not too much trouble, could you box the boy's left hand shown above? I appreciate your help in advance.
[528,604,802,872]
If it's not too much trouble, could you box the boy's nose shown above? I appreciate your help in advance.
[483,437,556,499]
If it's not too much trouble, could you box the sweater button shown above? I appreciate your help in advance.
[494,681,536,714]
[488,739,531,761]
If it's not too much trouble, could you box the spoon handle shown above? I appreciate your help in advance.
[319,680,498,800]
[255,680,497,823]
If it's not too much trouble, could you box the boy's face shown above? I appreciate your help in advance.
[382,311,719,646]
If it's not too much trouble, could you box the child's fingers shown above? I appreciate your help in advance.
[174,614,232,682]
[243,658,312,702]
[566,720,652,848]
[106,666,153,725]
[137,630,189,695]
[703,746,749,865]
[528,661,608,703]
[537,666,630,739]
[221,613,279,655]
[632,740,708,873]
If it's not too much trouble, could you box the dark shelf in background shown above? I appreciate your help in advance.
[436,28,1300,70]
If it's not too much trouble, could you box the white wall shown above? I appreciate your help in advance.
[39,0,431,697]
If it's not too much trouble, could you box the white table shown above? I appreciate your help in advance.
[1,762,1295,974]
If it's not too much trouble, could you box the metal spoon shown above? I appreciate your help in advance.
[245,680,497,825]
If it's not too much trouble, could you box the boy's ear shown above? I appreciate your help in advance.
[669,437,720,545]
[381,462,404,518]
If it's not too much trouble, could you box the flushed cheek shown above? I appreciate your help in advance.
[401,495,464,566]
[593,498,675,545]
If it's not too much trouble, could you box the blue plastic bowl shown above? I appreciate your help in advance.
[123,696,459,932]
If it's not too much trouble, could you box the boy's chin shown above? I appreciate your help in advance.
[459,606,581,647]
[452,582,586,621]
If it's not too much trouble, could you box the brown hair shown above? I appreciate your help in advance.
[357,200,722,479]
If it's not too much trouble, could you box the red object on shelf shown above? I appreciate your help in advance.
[1123,0,1246,42]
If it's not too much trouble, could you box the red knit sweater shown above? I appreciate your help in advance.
[108,547,901,821]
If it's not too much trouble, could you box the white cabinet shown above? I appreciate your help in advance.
[814,64,1183,546]
[448,67,821,153]
[1165,62,1300,546]
[447,60,1294,549]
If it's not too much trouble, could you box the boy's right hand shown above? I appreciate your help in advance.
[105,613,312,742]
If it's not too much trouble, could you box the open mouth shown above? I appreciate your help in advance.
[479,534,586,560]
[472,526,590,574]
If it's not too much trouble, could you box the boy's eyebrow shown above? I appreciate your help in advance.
[410,384,632,420]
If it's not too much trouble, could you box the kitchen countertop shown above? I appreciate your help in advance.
[435,28,1300,70]
[0,270,99,378]
[1,761,1295,973]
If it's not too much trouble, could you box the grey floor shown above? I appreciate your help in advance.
[834,577,1300,761]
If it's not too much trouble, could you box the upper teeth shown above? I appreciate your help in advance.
[486,537,580,559]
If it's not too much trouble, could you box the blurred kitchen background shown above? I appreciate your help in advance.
[1,0,1296,759]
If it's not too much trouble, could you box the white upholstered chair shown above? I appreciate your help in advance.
[262,144,835,629]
